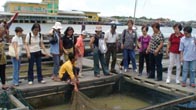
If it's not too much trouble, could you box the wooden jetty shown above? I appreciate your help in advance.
[1,54,196,109]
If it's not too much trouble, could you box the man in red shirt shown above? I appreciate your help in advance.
[166,23,184,84]
[75,30,87,77]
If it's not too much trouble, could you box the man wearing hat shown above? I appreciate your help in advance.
[105,24,119,73]
[89,25,111,77]
[75,30,87,77]
[49,22,62,81]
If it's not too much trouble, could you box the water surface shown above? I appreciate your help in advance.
[41,94,150,110]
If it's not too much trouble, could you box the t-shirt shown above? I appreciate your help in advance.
[62,35,74,49]
[104,31,118,43]
[25,32,43,53]
[179,36,196,61]
[75,35,84,57]
[138,35,151,52]
[59,60,75,80]
[168,33,183,54]
[149,32,164,54]
[12,35,23,56]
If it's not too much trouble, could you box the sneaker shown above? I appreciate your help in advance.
[133,69,138,73]
[14,84,19,86]
[124,69,127,72]
[39,80,46,84]
[28,81,33,85]
[110,69,117,73]
[138,73,142,76]
[176,80,180,84]
[166,79,170,84]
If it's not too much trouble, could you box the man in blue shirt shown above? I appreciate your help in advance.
[179,26,196,87]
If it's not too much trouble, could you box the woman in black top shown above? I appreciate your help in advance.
[62,27,75,61]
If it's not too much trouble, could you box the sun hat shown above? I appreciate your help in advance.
[52,22,62,29]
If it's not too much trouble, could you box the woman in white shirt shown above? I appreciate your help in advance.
[11,27,23,86]
[25,23,49,85]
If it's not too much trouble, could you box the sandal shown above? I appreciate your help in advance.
[191,83,196,88]
[95,74,100,78]
[181,83,186,87]
[2,86,9,90]
[104,73,113,76]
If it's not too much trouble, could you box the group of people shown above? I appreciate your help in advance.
[0,22,87,91]
[0,19,196,91]
[92,19,196,88]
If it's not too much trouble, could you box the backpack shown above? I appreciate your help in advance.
[29,33,42,45]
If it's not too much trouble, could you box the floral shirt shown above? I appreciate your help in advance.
[149,32,164,54]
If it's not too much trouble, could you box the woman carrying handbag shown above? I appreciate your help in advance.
[11,27,24,86]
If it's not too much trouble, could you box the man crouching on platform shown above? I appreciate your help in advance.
[59,53,79,92]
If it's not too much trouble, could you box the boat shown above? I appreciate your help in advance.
[109,19,124,26]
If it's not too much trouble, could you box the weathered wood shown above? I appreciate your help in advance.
[9,94,29,110]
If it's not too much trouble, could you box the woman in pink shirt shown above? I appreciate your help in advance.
[75,31,87,77]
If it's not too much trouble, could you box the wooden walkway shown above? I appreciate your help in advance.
[0,57,196,110]
[82,58,196,96]
[1,57,195,96]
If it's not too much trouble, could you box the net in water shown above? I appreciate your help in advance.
[71,91,112,110]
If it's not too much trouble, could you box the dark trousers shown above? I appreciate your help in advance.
[139,52,150,74]
[28,51,43,82]
[63,67,79,103]
[0,64,6,85]
[105,43,117,70]
[120,57,130,66]
[149,53,163,80]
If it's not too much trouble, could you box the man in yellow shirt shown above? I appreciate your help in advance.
[59,53,79,92]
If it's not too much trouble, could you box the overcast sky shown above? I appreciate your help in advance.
[0,0,196,21]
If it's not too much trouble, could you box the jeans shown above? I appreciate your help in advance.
[93,47,109,76]
[52,54,60,76]
[11,57,21,85]
[149,53,163,80]
[28,51,43,82]
[0,64,6,85]
[182,60,196,84]
[167,52,181,81]
[105,43,117,71]
[123,49,137,70]
[139,52,150,74]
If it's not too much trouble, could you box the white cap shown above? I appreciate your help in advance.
[81,30,87,35]
[52,22,62,29]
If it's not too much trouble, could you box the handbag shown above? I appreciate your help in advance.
[98,38,107,54]
[8,44,18,57]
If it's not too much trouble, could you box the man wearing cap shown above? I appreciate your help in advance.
[49,22,62,81]
[75,30,87,77]
[105,24,119,73]
[89,25,111,77]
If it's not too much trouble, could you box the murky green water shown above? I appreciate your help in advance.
[41,94,150,110]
